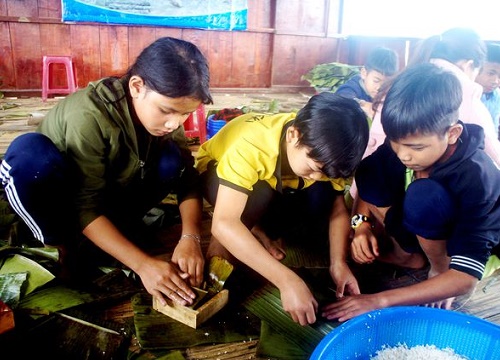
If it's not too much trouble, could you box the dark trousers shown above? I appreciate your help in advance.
[0,132,183,246]
[201,161,338,245]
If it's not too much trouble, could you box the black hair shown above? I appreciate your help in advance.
[409,27,486,69]
[365,47,399,76]
[293,92,369,178]
[381,63,462,141]
[486,43,500,64]
[124,37,213,104]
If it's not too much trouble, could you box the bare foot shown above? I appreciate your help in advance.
[251,226,286,261]
[377,237,428,269]
[264,237,286,261]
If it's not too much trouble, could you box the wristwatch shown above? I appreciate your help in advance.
[351,214,372,229]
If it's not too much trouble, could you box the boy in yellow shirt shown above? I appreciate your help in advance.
[195,92,369,325]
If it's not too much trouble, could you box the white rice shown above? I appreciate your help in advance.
[370,344,468,360]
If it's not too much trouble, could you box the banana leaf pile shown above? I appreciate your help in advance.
[301,62,361,92]
[0,240,141,359]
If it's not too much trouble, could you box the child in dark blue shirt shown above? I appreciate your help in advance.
[322,63,500,322]
[335,46,399,119]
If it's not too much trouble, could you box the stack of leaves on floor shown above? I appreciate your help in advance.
[0,254,140,359]
[302,62,361,93]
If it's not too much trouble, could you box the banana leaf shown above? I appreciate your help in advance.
[0,241,60,263]
[19,284,96,315]
[257,320,308,359]
[0,272,27,308]
[132,292,260,350]
[0,254,55,296]
[281,242,329,269]
[242,269,341,359]
[205,255,234,295]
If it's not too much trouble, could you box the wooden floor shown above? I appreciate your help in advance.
[2,92,500,359]
[0,90,312,156]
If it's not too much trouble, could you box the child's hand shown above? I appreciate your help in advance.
[279,276,318,326]
[350,225,379,264]
[172,235,205,287]
[423,297,455,310]
[329,262,361,298]
[321,293,383,322]
[136,257,197,307]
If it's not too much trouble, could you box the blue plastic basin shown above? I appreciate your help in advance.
[310,306,500,359]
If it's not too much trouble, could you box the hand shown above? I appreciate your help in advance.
[279,277,318,326]
[350,225,379,264]
[321,293,382,322]
[329,262,361,298]
[423,266,454,309]
[423,297,455,310]
[172,236,205,287]
[135,256,196,307]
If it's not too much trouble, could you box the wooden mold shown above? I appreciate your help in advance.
[153,289,229,329]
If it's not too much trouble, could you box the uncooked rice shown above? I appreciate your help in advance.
[370,344,468,360]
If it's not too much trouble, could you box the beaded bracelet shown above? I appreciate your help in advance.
[180,234,201,243]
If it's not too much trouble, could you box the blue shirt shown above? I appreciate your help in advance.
[335,75,372,102]
[481,88,500,131]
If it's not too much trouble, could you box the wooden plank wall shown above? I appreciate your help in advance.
[0,0,408,95]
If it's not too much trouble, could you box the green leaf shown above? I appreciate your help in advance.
[302,62,361,92]
[19,284,95,314]
[257,321,309,359]
[242,269,343,359]
[206,256,234,295]
[0,254,55,295]
[0,272,27,308]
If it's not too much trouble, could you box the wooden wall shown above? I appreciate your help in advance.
[0,0,408,95]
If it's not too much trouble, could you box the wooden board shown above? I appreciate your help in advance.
[70,25,101,84]
[153,289,229,329]
[271,34,339,87]
[0,22,16,88]
[10,22,42,90]
[99,25,129,77]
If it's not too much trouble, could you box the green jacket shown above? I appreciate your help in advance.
[38,77,200,230]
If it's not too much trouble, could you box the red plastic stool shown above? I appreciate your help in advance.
[42,55,78,101]
[183,104,207,143]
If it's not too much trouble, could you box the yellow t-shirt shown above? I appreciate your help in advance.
[195,112,349,193]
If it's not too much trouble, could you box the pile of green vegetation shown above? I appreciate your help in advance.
[301,62,361,93]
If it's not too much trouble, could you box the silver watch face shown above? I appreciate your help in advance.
[351,214,366,228]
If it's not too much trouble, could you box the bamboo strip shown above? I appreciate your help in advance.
[185,339,259,359]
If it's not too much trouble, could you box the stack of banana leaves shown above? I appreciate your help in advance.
[0,236,142,359]
[301,62,361,93]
